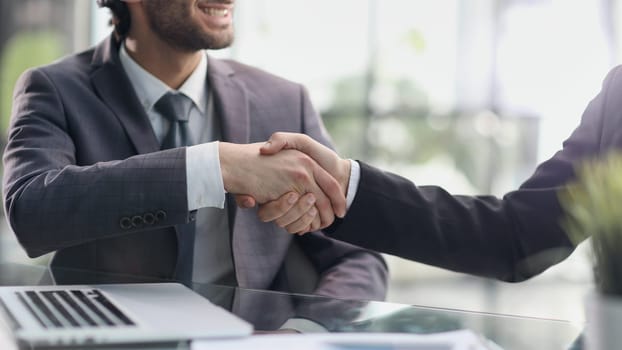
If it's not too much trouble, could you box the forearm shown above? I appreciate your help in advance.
[330,162,575,282]
[4,149,188,257]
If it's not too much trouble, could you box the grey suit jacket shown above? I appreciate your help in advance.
[3,35,387,300]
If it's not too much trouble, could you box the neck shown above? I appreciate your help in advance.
[124,32,202,90]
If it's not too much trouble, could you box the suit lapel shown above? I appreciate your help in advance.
[207,57,251,230]
[208,57,260,286]
[207,57,250,144]
[90,36,160,155]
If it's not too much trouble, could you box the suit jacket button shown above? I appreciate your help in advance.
[143,212,155,225]
[131,215,144,228]
[155,210,167,222]
[119,217,132,230]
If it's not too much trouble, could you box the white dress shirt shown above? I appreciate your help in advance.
[119,45,226,211]
[346,160,361,209]
[119,45,360,214]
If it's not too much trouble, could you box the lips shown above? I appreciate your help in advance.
[202,7,229,16]
[197,0,233,17]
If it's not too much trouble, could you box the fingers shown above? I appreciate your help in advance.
[257,192,299,222]
[312,163,347,218]
[274,193,315,227]
[302,172,337,228]
[261,133,332,170]
[259,132,301,155]
[274,193,317,226]
[222,139,345,229]
[260,133,350,214]
[234,194,257,208]
[257,192,322,235]
[254,148,343,226]
[295,211,321,235]
[285,207,317,234]
[259,138,285,155]
[310,211,321,232]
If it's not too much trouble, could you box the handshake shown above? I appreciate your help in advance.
[219,132,350,235]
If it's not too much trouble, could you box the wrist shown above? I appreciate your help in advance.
[219,142,239,193]
[338,158,351,196]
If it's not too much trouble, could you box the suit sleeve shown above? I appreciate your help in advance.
[296,85,388,301]
[2,68,191,258]
[328,66,620,282]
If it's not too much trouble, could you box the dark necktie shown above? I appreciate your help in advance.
[155,92,193,149]
[155,92,196,285]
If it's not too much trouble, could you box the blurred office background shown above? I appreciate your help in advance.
[0,0,617,327]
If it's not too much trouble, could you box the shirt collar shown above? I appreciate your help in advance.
[119,44,208,114]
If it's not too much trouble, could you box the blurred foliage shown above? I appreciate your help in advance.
[1,31,63,136]
[403,29,426,54]
[321,73,530,192]
[560,152,622,296]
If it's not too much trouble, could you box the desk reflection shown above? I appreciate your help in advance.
[0,263,581,349]
[193,282,580,349]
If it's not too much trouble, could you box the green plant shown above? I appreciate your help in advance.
[560,152,622,295]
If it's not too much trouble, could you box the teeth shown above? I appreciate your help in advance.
[202,8,229,17]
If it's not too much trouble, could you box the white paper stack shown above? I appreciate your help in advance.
[192,329,503,350]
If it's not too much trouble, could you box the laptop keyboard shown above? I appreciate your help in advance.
[16,289,136,329]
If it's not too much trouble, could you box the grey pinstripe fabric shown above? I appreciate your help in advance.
[3,35,388,301]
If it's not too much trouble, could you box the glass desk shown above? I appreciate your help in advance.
[0,262,582,350]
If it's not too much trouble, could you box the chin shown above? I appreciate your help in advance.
[204,32,234,49]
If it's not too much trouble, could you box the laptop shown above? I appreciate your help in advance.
[0,283,253,347]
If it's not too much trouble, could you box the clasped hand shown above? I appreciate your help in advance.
[219,133,350,234]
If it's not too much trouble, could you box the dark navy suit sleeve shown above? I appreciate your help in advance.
[328,66,622,282]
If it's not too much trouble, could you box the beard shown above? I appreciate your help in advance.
[143,0,234,52]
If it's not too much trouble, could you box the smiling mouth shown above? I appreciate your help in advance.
[202,7,230,16]
[198,0,234,17]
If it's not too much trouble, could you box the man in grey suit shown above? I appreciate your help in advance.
[2,0,387,307]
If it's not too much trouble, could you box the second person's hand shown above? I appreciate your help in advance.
[220,141,346,229]
[237,133,351,234]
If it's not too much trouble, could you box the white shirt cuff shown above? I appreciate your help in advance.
[345,159,361,211]
[279,318,329,333]
[186,141,226,211]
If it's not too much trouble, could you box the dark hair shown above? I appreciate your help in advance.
[97,0,131,38]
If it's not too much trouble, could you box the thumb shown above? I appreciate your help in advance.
[234,194,257,209]
[260,132,292,155]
